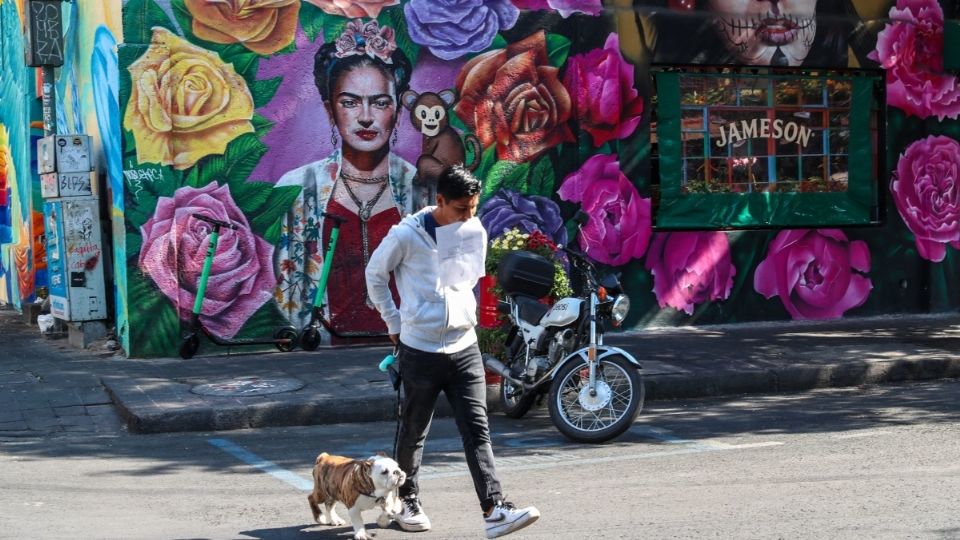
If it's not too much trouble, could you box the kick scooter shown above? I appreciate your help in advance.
[178,213,300,359]
[300,211,346,351]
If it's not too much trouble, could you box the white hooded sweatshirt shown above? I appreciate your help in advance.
[365,207,486,354]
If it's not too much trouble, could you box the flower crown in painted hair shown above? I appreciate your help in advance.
[334,19,397,64]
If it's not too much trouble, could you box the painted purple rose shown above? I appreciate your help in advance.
[404,0,519,60]
[754,229,872,321]
[563,32,644,147]
[138,182,276,338]
[868,0,960,120]
[479,189,568,247]
[558,153,651,266]
[511,0,601,17]
[645,232,735,315]
[891,135,960,262]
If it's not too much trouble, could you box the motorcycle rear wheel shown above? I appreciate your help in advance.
[499,377,536,418]
[548,354,644,443]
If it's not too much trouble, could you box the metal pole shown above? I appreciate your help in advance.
[41,65,56,136]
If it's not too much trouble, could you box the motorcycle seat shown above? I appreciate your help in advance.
[511,294,550,325]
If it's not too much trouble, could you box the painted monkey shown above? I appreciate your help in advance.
[401,89,481,208]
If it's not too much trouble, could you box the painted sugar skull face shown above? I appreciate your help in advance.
[707,0,818,66]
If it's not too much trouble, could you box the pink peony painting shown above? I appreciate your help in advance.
[754,229,872,320]
[562,33,644,148]
[869,0,960,120]
[645,231,736,315]
[138,183,277,339]
[558,153,651,266]
[891,135,960,262]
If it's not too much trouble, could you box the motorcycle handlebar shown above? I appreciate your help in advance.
[192,213,238,230]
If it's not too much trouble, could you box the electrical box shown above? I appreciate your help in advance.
[40,171,96,198]
[37,135,91,174]
[44,197,106,322]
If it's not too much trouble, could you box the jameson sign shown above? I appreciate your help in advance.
[715,117,814,148]
[23,0,64,67]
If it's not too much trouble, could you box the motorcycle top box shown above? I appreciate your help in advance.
[497,250,555,298]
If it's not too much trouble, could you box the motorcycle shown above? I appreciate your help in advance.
[482,239,644,443]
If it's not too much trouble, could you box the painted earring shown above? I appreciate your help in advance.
[392,128,398,146]
[331,127,339,148]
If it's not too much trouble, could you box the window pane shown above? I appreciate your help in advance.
[775,80,800,105]
[800,79,824,105]
[827,79,852,107]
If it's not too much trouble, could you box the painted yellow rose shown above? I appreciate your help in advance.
[185,0,299,55]
[124,27,254,170]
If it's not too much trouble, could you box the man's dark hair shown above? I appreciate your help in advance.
[437,165,481,201]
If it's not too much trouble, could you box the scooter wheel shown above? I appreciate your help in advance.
[274,327,300,352]
[179,335,200,359]
[300,326,322,351]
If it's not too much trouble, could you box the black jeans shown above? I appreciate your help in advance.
[396,341,503,510]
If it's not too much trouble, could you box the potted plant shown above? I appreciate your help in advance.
[477,228,573,367]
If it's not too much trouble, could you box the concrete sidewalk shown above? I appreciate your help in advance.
[2,306,959,436]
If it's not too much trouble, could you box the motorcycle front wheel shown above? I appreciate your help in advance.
[499,377,536,418]
[547,354,644,443]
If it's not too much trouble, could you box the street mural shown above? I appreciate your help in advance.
[0,0,43,309]
[0,0,122,333]
[117,0,960,357]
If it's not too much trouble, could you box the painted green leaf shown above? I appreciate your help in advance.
[474,145,499,185]
[234,300,291,341]
[122,0,177,45]
[183,167,201,188]
[197,133,268,186]
[248,185,301,243]
[528,157,556,197]
[252,114,276,138]
[499,161,532,194]
[488,34,508,52]
[323,18,350,48]
[546,33,572,68]
[481,159,521,204]
[125,231,143,264]
[250,76,283,108]
[378,5,420,63]
[229,181,273,217]
[127,269,181,358]
[300,2,329,43]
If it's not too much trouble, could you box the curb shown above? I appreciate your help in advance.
[103,358,960,435]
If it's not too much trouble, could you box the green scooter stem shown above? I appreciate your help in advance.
[312,225,340,310]
[193,228,219,315]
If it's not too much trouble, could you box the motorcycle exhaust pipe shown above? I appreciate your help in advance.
[482,354,524,386]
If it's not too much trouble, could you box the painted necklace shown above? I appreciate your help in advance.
[338,173,390,307]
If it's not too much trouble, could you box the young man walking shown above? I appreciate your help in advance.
[366,165,540,539]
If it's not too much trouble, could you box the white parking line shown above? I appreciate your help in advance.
[208,438,313,491]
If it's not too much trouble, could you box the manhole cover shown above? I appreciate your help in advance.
[191,377,305,397]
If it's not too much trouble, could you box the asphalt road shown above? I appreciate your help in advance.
[1,379,959,540]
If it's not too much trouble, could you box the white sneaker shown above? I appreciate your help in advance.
[397,496,431,532]
[484,501,540,538]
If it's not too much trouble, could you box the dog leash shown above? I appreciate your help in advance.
[380,344,403,460]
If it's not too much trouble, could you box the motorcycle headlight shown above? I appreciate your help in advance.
[611,294,630,325]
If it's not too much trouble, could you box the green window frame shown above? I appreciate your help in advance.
[654,68,882,229]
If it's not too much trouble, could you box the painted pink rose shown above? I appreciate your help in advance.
[754,229,872,321]
[645,232,735,315]
[303,0,399,18]
[511,0,601,17]
[563,33,644,147]
[891,135,960,262]
[558,153,651,266]
[868,0,960,120]
[138,182,276,339]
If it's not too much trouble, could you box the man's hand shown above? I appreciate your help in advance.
[389,334,399,345]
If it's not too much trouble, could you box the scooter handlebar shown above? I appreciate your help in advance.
[321,212,347,226]
[192,213,238,230]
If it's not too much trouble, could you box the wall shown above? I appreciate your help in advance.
[117,0,960,358]
[0,0,41,310]
[0,0,122,335]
